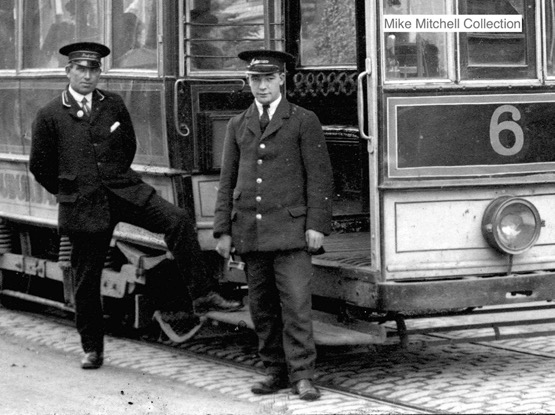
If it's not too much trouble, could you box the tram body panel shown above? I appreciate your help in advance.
[381,186,555,281]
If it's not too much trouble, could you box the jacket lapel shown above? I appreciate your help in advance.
[62,88,106,122]
[63,89,85,120]
[246,103,261,136]
[89,89,106,123]
[260,98,290,140]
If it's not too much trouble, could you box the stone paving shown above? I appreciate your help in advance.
[3,304,555,414]
[0,306,415,415]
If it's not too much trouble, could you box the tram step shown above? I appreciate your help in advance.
[205,308,385,346]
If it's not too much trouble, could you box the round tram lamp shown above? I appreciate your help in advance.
[482,196,542,255]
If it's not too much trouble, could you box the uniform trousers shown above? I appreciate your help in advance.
[70,190,212,353]
[242,249,316,383]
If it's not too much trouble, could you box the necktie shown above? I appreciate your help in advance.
[260,104,270,133]
[81,97,90,117]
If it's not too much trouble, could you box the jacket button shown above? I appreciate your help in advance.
[259,143,266,149]
[256,214,262,220]
[256,196,261,202]
[257,159,263,165]
[256,178,262,184]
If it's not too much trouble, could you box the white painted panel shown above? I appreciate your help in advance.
[383,185,555,280]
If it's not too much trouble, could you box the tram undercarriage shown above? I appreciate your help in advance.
[2,217,555,348]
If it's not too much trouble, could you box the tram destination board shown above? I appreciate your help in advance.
[387,93,555,178]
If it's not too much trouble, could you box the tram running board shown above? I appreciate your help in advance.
[205,308,386,346]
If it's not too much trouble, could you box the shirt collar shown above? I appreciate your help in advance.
[255,94,281,119]
[68,86,93,105]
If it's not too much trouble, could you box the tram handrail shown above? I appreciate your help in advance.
[174,79,190,138]
[173,78,246,138]
[357,70,372,142]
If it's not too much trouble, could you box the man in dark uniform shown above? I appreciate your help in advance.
[213,50,333,401]
[30,42,241,370]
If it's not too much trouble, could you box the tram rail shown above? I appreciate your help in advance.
[4,298,555,414]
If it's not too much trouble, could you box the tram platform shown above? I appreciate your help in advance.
[315,231,372,268]
[205,308,385,346]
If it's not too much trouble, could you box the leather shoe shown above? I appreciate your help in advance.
[193,292,242,312]
[81,351,103,369]
[292,379,321,401]
[251,374,289,395]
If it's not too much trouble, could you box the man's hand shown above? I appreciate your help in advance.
[215,234,232,258]
[305,229,324,253]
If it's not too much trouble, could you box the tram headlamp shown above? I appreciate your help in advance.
[481,196,542,255]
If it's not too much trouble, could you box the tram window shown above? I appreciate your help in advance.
[112,0,157,70]
[299,0,356,67]
[383,0,449,80]
[0,2,15,70]
[545,1,555,77]
[459,0,535,80]
[185,0,283,73]
[22,0,103,69]
[0,87,22,154]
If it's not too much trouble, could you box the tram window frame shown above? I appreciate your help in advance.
[182,0,284,77]
[21,0,105,71]
[109,0,160,74]
[380,0,456,84]
[15,0,162,75]
[542,0,555,80]
[296,0,357,70]
[0,3,16,71]
[459,0,537,81]
[380,0,541,86]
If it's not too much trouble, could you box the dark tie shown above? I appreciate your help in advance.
[81,97,90,117]
[260,104,270,132]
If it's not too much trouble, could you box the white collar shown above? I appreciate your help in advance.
[68,86,93,105]
[255,95,281,119]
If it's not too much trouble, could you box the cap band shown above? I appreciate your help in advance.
[246,58,283,74]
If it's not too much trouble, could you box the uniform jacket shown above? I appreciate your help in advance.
[213,98,333,254]
[30,88,154,234]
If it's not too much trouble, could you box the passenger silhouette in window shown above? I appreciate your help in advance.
[190,8,224,70]
[42,0,77,67]
[114,12,156,69]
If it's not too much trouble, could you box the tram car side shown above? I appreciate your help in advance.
[376,91,555,312]
[3,0,555,347]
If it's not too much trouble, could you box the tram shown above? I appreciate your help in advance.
[1,0,555,344]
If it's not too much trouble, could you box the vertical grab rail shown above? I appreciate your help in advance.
[174,78,190,138]
[357,63,373,152]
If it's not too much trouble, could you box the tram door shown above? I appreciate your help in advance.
[359,0,380,273]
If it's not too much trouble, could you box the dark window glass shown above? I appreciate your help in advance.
[23,0,103,69]
[186,0,283,73]
[460,0,535,80]
[112,0,158,70]
[0,2,16,69]
[300,0,356,67]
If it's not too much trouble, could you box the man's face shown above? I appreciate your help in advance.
[66,63,101,95]
[248,72,284,105]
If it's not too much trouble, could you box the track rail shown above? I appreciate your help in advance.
[6,300,555,414]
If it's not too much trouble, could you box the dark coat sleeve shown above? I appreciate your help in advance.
[30,106,59,195]
[213,116,240,238]
[299,110,333,235]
